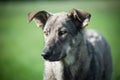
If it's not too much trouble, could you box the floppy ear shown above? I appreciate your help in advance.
[28,10,51,29]
[68,9,91,28]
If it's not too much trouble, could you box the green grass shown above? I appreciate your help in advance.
[0,1,120,80]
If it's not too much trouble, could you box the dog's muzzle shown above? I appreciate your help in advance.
[41,46,52,60]
[41,52,51,60]
[41,45,66,61]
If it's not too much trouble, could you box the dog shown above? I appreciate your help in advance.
[28,9,112,80]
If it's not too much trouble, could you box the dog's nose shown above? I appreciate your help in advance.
[41,47,51,60]
[41,52,51,60]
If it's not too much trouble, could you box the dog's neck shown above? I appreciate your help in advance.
[63,30,88,65]
[62,31,92,80]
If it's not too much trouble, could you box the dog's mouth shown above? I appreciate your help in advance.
[41,52,66,61]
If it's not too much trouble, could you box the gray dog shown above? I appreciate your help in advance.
[28,9,112,80]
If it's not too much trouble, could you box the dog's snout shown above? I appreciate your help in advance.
[41,47,52,60]
[41,52,50,60]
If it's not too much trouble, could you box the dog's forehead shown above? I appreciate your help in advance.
[51,12,68,22]
[44,12,69,30]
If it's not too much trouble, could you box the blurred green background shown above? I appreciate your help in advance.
[0,1,120,80]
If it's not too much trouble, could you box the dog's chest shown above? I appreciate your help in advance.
[44,61,64,80]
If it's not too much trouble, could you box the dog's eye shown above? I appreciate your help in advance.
[44,31,49,36]
[59,31,67,36]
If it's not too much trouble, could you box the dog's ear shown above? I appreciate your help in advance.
[28,10,51,29]
[68,9,91,28]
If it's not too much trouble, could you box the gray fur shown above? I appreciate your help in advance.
[28,9,112,80]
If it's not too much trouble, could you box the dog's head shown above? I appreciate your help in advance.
[28,9,91,61]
